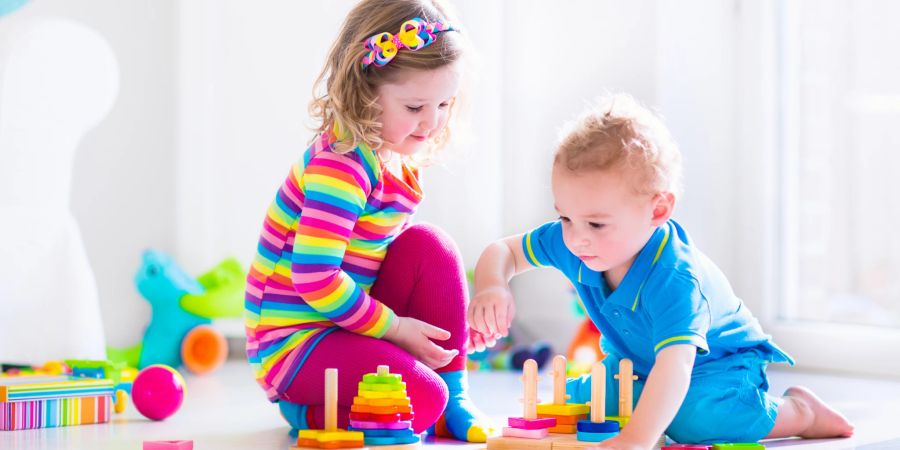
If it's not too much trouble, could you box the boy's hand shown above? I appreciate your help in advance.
[384,316,458,369]
[587,434,647,450]
[465,328,499,353]
[467,285,516,338]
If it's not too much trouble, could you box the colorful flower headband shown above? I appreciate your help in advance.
[361,17,456,69]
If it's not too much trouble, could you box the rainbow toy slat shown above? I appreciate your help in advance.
[0,377,115,430]
[0,395,112,430]
[0,378,115,402]
[348,366,420,447]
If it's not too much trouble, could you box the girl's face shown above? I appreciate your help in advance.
[375,62,461,156]
[551,164,672,283]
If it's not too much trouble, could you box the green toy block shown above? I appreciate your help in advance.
[358,381,406,392]
[362,372,403,385]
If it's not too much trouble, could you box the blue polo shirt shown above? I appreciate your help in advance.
[522,219,793,376]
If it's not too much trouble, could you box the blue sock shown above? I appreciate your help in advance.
[278,401,309,437]
[436,370,493,442]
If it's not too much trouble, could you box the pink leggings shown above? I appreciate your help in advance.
[281,224,468,433]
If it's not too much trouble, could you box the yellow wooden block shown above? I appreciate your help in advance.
[535,403,590,416]
[359,389,407,399]
[297,429,365,442]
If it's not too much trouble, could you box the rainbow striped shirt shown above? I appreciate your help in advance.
[244,128,423,400]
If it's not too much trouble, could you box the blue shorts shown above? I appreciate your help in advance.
[566,351,780,444]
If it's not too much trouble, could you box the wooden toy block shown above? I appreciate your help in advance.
[552,436,613,450]
[359,389,407,399]
[535,403,590,416]
[349,419,411,430]
[662,445,712,449]
[349,411,399,422]
[350,403,412,414]
[589,361,605,422]
[711,444,764,449]
[295,369,365,449]
[354,428,413,437]
[142,440,193,450]
[509,416,557,429]
[576,420,619,433]
[614,359,637,418]
[548,424,577,433]
[502,426,549,439]
[575,430,618,442]
[358,381,406,392]
[353,396,411,407]
[551,355,569,405]
[539,414,586,425]
[488,434,556,449]
[362,366,403,385]
[364,435,420,445]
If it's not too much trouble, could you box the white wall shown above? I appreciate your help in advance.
[6,0,175,348]
[4,0,744,354]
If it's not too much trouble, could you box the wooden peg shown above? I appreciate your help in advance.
[589,362,605,423]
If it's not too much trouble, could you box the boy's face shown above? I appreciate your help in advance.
[551,165,671,278]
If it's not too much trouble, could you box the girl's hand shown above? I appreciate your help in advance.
[467,285,515,338]
[383,316,458,369]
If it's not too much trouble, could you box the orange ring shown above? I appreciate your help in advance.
[181,325,227,375]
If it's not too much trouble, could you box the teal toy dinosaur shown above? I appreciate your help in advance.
[106,250,245,371]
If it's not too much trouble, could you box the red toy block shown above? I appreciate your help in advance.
[143,440,193,450]
[508,416,556,429]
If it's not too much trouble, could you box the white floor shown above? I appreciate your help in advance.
[1,359,897,450]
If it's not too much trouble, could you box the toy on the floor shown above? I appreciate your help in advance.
[66,359,137,414]
[1,375,115,430]
[293,368,366,449]
[487,354,655,450]
[662,445,765,450]
[349,365,420,447]
[538,355,590,434]
[106,250,245,375]
[143,440,194,450]
[131,364,185,421]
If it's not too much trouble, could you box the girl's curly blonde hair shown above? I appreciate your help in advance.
[554,93,683,196]
[310,0,465,156]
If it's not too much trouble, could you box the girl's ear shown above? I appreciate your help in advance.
[650,192,676,226]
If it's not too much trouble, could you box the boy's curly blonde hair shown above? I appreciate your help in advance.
[310,0,464,156]
[554,93,683,196]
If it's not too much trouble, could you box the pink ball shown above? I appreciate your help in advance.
[131,364,186,421]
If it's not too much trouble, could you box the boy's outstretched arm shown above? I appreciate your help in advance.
[468,234,534,345]
[594,344,696,450]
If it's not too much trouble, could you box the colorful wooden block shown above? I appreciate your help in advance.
[548,424,577,433]
[359,389,407,399]
[535,403,590,416]
[143,440,194,450]
[364,435,420,446]
[508,416,557,429]
[349,420,412,430]
[711,444,764,449]
[538,413,586,425]
[576,420,619,433]
[358,382,406,392]
[576,430,619,442]
[501,426,549,439]
[662,445,712,450]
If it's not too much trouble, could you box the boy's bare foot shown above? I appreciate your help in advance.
[785,386,855,438]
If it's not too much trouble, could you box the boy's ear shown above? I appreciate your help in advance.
[650,192,676,226]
